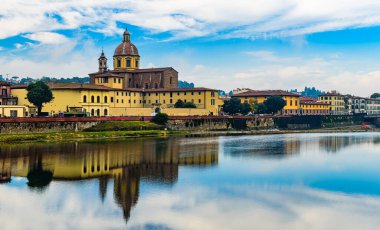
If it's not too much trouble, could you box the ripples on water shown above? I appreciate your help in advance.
[1,133,380,230]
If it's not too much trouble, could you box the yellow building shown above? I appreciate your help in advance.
[11,83,220,116]
[10,29,221,117]
[300,97,330,115]
[318,91,347,115]
[232,90,301,115]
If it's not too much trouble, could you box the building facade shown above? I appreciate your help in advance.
[232,90,301,115]
[300,97,330,115]
[366,98,380,115]
[318,91,348,115]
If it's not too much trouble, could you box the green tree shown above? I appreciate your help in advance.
[370,93,380,98]
[222,98,242,115]
[26,81,54,115]
[263,96,286,114]
[183,102,197,108]
[174,99,185,108]
[256,103,267,114]
[241,101,252,115]
[152,113,169,125]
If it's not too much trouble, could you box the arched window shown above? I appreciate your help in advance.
[91,96,94,103]
[104,96,108,103]
[126,59,131,67]
[91,109,94,116]
[104,109,108,116]
[83,95,87,103]
[117,59,121,68]
[97,96,100,103]
[97,109,100,116]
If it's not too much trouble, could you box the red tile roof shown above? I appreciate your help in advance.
[114,42,139,57]
[11,82,114,91]
[232,90,300,97]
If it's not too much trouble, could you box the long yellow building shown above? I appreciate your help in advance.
[232,90,301,115]
[11,29,221,117]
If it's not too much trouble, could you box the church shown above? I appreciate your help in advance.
[89,28,178,90]
[11,29,221,117]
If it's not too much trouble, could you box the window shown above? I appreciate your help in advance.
[155,83,158,88]
[211,99,215,105]
[118,78,121,83]
[198,92,201,95]
[136,60,139,68]
[191,92,194,95]
[145,83,148,89]
[117,59,121,67]
[83,95,87,103]
[134,100,136,104]
[156,100,158,103]
[163,93,166,96]
[184,92,187,95]
[91,109,94,116]
[170,99,173,103]
[136,84,139,88]
[128,100,131,104]
[114,78,116,83]
[97,96,100,103]
[117,99,119,103]
[122,99,124,103]
[170,92,173,97]
[163,100,166,104]
[111,97,114,103]
[97,109,100,116]
[126,59,131,67]
[104,96,108,103]
[104,109,108,116]
[198,99,201,103]
[290,100,292,106]
[91,96,94,103]
[117,92,119,96]
[177,92,180,96]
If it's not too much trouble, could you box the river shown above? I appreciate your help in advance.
[1,133,380,230]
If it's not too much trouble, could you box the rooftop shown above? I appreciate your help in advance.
[232,90,300,97]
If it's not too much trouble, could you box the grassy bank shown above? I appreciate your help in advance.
[0,130,188,143]
[83,121,162,132]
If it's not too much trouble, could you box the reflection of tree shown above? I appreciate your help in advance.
[27,153,53,189]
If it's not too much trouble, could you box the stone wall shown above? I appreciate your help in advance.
[0,121,100,134]
[167,117,275,131]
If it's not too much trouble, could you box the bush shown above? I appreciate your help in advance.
[152,113,169,125]
[183,102,197,108]
[174,100,197,108]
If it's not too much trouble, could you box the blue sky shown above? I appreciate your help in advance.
[1,0,380,96]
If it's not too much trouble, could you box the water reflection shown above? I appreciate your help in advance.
[318,134,380,153]
[0,138,218,225]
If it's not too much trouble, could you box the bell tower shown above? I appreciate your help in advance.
[98,50,107,73]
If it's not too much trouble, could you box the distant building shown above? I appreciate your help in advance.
[366,98,380,115]
[0,81,27,117]
[232,90,300,115]
[318,91,348,115]
[299,97,330,115]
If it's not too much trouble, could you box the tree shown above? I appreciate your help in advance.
[248,99,258,112]
[263,96,286,114]
[183,102,197,108]
[241,101,252,115]
[174,99,185,108]
[26,81,54,115]
[370,93,380,98]
[222,98,242,115]
[152,113,169,125]
[256,103,267,114]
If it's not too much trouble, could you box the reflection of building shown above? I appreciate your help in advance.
[0,138,218,224]
[224,137,301,157]
[318,135,380,153]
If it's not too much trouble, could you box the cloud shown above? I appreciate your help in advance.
[23,32,69,45]
[2,0,380,40]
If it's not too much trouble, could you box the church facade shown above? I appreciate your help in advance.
[11,29,221,117]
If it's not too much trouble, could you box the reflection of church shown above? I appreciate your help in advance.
[0,138,218,224]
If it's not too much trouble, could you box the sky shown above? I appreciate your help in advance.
[1,0,380,96]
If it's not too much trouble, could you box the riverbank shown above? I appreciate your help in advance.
[0,124,378,144]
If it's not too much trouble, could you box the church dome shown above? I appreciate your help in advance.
[113,29,139,57]
[114,42,139,56]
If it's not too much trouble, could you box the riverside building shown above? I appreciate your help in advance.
[11,29,220,117]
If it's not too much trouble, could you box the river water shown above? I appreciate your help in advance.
[1,133,380,230]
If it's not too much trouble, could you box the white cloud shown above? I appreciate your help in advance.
[23,32,69,45]
[2,0,380,40]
